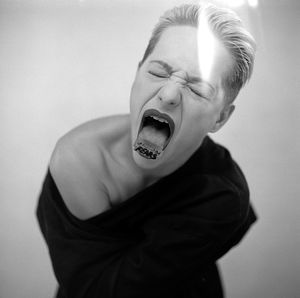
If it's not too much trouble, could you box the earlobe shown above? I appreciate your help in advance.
[210,104,235,133]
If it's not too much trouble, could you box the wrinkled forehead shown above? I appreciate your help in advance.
[147,25,233,86]
[148,26,199,73]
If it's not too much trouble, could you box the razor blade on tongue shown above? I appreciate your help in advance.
[134,109,175,160]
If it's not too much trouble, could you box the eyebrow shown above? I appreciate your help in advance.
[186,74,216,95]
[150,60,173,73]
[149,59,216,94]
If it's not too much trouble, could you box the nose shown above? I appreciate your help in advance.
[157,81,182,109]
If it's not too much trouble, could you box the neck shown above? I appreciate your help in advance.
[116,116,201,186]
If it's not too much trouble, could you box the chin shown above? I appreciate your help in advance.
[132,149,165,170]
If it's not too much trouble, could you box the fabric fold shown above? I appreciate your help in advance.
[36,136,257,298]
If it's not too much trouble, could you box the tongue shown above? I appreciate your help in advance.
[140,125,167,147]
[135,125,168,155]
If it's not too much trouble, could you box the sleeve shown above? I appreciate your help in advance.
[36,172,254,298]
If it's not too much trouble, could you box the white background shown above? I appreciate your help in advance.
[1,0,299,297]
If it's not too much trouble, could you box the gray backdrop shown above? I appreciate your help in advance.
[1,0,299,297]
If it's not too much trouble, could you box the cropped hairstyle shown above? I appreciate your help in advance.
[139,4,256,103]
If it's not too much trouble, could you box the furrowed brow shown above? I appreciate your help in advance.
[186,73,216,95]
[149,60,216,97]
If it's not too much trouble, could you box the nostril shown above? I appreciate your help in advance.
[158,91,181,107]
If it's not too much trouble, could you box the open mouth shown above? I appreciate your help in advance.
[133,109,175,160]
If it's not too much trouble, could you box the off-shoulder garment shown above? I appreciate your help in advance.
[36,136,257,298]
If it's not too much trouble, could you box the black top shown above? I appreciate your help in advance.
[36,136,257,298]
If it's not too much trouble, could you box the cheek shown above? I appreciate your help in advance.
[134,75,163,100]
[185,101,211,120]
[185,104,220,132]
[130,81,144,112]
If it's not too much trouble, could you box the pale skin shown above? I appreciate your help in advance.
[50,26,234,220]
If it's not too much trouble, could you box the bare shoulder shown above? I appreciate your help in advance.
[49,114,130,220]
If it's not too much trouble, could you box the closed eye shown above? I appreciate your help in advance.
[189,87,207,99]
[148,71,169,78]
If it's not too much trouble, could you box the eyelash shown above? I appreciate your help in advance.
[148,71,169,78]
[148,71,208,100]
[188,87,207,99]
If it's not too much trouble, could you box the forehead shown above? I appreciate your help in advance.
[147,25,232,85]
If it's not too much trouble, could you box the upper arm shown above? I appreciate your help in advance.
[37,166,252,298]
[49,131,111,220]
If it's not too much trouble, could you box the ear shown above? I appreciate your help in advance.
[210,104,235,133]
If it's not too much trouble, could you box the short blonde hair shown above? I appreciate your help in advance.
[140,4,256,103]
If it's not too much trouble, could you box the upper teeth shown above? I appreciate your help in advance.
[151,115,168,124]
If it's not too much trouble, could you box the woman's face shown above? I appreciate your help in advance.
[130,26,233,173]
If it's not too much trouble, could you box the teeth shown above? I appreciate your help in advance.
[150,115,168,124]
